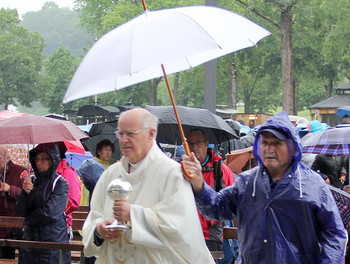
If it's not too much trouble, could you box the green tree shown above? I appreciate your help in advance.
[290,0,350,110]
[39,44,80,113]
[21,1,93,55]
[0,8,45,109]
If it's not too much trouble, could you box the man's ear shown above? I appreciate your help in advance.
[288,139,297,156]
[149,128,157,139]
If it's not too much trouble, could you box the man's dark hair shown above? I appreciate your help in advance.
[95,139,115,158]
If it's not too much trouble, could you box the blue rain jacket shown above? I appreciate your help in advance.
[196,112,347,264]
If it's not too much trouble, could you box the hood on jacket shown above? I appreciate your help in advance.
[29,143,61,176]
[253,111,302,170]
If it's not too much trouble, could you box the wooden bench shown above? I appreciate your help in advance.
[223,227,238,240]
[0,239,84,264]
[223,218,239,240]
[1,207,234,262]
[0,213,86,264]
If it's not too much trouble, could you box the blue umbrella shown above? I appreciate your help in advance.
[337,106,350,118]
[65,151,93,169]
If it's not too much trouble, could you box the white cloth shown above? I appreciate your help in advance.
[83,141,214,264]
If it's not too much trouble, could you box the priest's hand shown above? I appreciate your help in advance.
[181,152,204,194]
[96,220,122,240]
[113,199,131,222]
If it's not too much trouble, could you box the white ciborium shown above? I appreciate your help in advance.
[106,178,132,230]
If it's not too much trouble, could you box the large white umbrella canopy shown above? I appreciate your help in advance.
[62,5,270,104]
[63,4,270,178]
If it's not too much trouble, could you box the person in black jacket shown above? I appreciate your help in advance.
[311,154,346,188]
[16,143,70,264]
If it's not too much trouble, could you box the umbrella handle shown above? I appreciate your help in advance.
[161,64,194,179]
[181,162,193,179]
[182,141,193,179]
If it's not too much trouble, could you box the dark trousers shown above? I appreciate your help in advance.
[85,256,96,264]
[0,246,15,259]
[206,240,224,264]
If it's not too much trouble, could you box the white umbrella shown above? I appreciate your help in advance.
[63,3,271,177]
[63,5,270,104]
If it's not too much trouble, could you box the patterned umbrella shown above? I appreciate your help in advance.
[328,185,350,232]
[301,127,350,156]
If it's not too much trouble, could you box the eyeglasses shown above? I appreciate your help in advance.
[115,128,148,138]
[187,140,207,147]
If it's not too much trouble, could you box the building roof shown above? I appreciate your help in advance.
[308,83,350,109]
[336,82,350,91]
[308,94,350,109]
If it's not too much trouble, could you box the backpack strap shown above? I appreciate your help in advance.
[52,175,62,192]
[213,160,223,192]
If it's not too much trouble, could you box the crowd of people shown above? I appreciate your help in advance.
[0,108,349,263]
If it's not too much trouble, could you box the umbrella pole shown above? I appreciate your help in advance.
[141,0,147,11]
[161,64,193,179]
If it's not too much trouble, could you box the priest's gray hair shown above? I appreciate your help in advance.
[142,111,159,131]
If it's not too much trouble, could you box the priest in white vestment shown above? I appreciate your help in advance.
[82,108,215,264]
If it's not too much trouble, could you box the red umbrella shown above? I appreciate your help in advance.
[0,114,88,144]
[226,147,254,175]
[0,112,85,155]
[0,110,26,121]
[63,140,85,154]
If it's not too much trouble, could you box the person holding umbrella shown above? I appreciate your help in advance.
[16,143,70,264]
[182,111,347,263]
[82,108,214,263]
[0,145,26,259]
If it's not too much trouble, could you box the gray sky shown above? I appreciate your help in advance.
[0,0,75,17]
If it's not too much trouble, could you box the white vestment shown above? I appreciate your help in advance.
[83,141,214,264]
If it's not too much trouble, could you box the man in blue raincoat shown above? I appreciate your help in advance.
[182,111,347,264]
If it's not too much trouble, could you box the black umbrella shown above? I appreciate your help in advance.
[145,105,239,145]
[83,121,122,161]
[88,120,118,137]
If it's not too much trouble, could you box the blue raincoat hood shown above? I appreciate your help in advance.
[253,111,302,169]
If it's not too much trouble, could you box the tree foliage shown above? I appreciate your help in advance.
[38,44,80,113]
[0,8,45,109]
[21,1,93,55]
[56,0,350,115]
